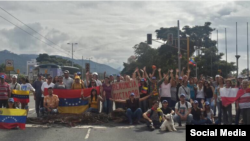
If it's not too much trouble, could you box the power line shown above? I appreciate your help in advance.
[0,6,69,53]
[0,15,70,56]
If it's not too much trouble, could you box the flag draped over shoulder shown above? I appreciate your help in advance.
[44,87,100,114]
[0,108,27,129]
[236,89,250,109]
[12,90,29,103]
[141,87,148,94]
[220,87,239,107]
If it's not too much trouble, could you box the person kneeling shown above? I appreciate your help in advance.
[174,93,193,126]
[40,87,59,116]
[143,101,165,130]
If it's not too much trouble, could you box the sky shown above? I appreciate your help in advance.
[0,1,249,73]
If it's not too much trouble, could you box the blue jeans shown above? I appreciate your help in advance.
[40,107,58,115]
[86,107,99,113]
[206,98,214,114]
[126,108,142,124]
[174,114,193,125]
[215,101,222,124]
[102,99,113,114]
[211,99,216,116]
[191,119,212,125]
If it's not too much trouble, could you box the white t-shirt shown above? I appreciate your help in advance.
[161,83,171,97]
[206,109,214,120]
[196,86,205,98]
[20,83,35,92]
[41,82,55,97]
[175,101,192,115]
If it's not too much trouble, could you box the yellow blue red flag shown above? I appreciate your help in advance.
[0,108,27,129]
[12,90,30,103]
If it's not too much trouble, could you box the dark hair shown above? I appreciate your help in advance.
[104,77,110,84]
[88,80,97,88]
[53,76,58,83]
[90,89,98,102]
[152,100,159,105]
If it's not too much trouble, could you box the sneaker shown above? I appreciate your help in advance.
[149,125,155,130]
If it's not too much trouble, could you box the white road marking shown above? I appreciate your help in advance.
[73,126,107,129]
[85,128,91,139]
[29,108,35,111]
[117,126,135,129]
[26,124,48,128]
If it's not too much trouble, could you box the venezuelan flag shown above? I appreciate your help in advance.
[12,90,29,103]
[44,87,100,114]
[189,58,196,66]
[141,87,148,94]
[0,108,27,129]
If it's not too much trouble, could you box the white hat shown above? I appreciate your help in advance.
[12,75,17,78]
[215,75,220,78]
[92,72,98,75]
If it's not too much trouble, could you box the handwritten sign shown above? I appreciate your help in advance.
[112,80,139,100]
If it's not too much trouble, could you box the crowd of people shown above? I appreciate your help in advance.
[0,66,250,130]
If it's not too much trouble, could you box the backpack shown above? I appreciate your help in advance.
[149,108,163,122]
[178,101,188,110]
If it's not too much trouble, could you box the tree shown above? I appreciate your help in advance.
[36,54,84,70]
[121,22,236,78]
[241,68,249,76]
[0,63,5,73]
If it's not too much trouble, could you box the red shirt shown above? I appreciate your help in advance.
[0,82,10,100]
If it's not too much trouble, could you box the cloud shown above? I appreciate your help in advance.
[0,1,249,73]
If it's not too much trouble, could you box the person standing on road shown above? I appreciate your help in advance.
[54,76,66,89]
[204,81,215,112]
[32,74,44,117]
[196,80,205,108]
[0,75,10,108]
[9,75,21,108]
[174,93,193,126]
[143,100,165,130]
[101,77,113,115]
[63,70,73,89]
[41,76,55,97]
[110,92,153,125]
[159,69,173,107]
[71,76,85,89]
[178,80,191,101]
[235,75,243,125]
[20,77,35,112]
[92,72,102,86]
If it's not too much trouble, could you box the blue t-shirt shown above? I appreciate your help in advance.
[188,83,196,100]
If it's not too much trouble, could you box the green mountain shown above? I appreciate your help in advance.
[0,50,120,75]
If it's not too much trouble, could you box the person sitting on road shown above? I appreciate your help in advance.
[82,88,103,113]
[110,92,153,125]
[40,87,59,116]
[161,100,174,115]
[7,98,16,109]
[190,100,208,125]
[174,93,193,126]
[143,100,165,130]
[202,101,214,125]
[71,76,85,89]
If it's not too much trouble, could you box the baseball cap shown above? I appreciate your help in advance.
[12,75,17,79]
[141,78,145,81]
[152,77,156,80]
[215,75,220,78]
[8,98,14,103]
[193,100,198,104]
[92,72,98,75]
[64,70,69,74]
[130,93,135,96]
[75,76,80,79]
[162,100,168,103]
[117,74,120,77]
[0,75,5,79]
[180,93,185,97]
[77,72,81,75]
[110,74,113,77]
[179,76,182,80]
[205,101,210,106]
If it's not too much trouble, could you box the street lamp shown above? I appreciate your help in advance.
[67,43,78,66]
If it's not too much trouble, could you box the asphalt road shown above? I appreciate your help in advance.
[0,125,186,141]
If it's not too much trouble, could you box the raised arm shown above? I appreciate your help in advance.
[137,68,142,79]
[86,72,90,87]
[187,69,191,80]
[103,71,106,79]
[140,69,145,79]
[132,68,138,80]
[152,67,156,77]
[139,92,153,102]
[158,68,162,80]
[143,66,149,78]
[176,68,179,78]
[170,69,174,85]
[181,67,185,77]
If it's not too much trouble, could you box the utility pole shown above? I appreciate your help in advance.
[82,55,84,79]
[235,22,240,78]
[217,30,219,71]
[67,43,78,66]
[247,22,249,79]
[187,37,190,70]
[177,20,181,76]
[225,28,227,76]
